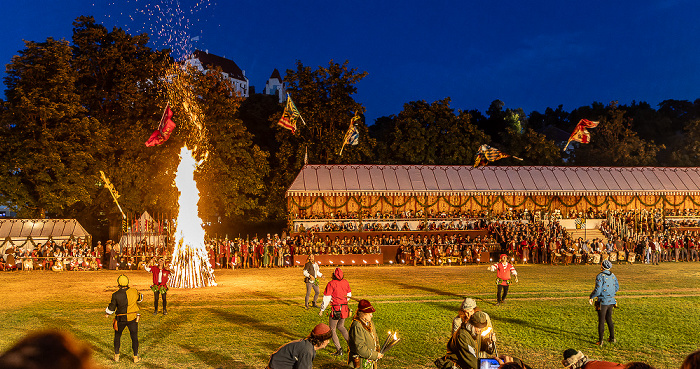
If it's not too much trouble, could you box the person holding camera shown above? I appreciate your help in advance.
[319,267,352,356]
[589,260,619,346]
[437,311,495,369]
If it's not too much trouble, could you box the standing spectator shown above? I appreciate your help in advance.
[589,260,619,346]
[488,254,518,305]
[348,299,383,368]
[302,254,322,309]
[267,323,333,369]
[319,267,352,356]
[105,275,143,363]
[145,258,171,315]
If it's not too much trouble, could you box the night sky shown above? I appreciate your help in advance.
[2,0,699,123]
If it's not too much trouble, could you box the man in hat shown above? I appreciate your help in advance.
[348,299,383,369]
[267,323,333,369]
[589,260,619,346]
[441,311,495,369]
[319,267,352,356]
[145,258,171,315]
[105,274,144,363]
[561,348,624,368]
[488,254,518,305]
[451,297,495,339]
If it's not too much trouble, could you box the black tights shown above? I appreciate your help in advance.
[114,320,139,355]
[597,304,615,342]
[154,291,167,312]
[497,284,509,302]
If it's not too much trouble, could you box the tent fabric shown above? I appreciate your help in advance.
[287,165,700,197]
[0,219,90,254]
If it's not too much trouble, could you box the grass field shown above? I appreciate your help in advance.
[1,262,699,369]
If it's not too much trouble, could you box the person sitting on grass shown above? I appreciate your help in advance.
[561,348,624,368]
[267,323,332,369]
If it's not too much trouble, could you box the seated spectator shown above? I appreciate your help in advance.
[561,348,624,368]
[0,330,100,369]
[681,350,700,369]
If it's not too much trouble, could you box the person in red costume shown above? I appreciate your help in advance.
[145,258,171,315]
[319,267,352,356]
[488,254,518,305]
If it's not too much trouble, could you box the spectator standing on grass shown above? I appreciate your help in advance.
[488,254,518,305]
[105,274,143,363]
[303,254,322,309]
[561,348,623,368]
[589,260,619,346]
[267,323,333,369]
[319,267,352,357]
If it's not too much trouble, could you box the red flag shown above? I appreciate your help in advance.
[145,105,176,147]
[564,119,599,150]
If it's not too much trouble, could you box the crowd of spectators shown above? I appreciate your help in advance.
[1,238,102,271]
[7,207,700,271]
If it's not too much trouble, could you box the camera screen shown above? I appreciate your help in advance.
[479,358,500,369]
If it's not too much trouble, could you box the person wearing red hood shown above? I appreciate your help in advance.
[319,267,352,356]
[488,254,518,305]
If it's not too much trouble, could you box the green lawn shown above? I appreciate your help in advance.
[0,262,698,368]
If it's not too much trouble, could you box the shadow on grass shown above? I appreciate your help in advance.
[35,313,112,360]
[179,343,255,369]
[207,308,298,340]
[498,316,588,343]
[395,281,463,299]
[254,291,298,307]
[140,309,192,357]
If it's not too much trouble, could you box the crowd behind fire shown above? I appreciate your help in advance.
[3,207,700,271]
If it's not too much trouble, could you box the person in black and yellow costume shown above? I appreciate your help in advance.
[105,274,143,363]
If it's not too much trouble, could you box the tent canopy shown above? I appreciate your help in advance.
[287,165,700,197]
[0,219,91,253]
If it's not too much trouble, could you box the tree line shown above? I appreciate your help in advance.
[1,17,699,239]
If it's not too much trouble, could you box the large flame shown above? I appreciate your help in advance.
[168,146,216,288]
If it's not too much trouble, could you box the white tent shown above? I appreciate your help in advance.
[118,211,167,248]
[0,219,91,254]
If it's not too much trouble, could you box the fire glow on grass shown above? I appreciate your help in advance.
[168,146,216,288]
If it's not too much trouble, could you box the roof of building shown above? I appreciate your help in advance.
[192,50,247,81]
[269,68,282,81]
[286,165,700,196]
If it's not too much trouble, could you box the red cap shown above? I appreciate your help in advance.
[500,254,508,259]
[311,323,332,340]
[357,299,375,313]
[334,267,344,280]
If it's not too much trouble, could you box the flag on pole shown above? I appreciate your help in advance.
[564,119,600,151]
[339,112,362,156]
[304,146,308,165]
[473,144,523,167]
[145,103,176,147]
[277,94,305,134]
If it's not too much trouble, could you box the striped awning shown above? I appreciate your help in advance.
[286,165,700,197]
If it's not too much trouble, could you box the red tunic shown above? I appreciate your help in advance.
[147,266,170,286]
[323,278,352,318]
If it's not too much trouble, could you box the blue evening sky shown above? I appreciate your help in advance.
[1,0,699,123]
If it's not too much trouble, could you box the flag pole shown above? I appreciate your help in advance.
[563,139,572,152]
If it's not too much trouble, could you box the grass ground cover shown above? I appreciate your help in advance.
[0,262,698,368]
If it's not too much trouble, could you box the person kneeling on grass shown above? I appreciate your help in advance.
[561,348,624,369]
[267,323,332,369]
